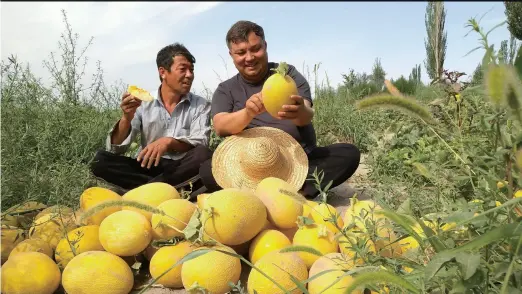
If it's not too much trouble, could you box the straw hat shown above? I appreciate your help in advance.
[211,126,309,191]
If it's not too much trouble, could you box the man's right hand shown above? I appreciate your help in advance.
[245,92,266,118]
[121,92,142,121]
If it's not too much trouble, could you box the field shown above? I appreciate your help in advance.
[2,5,522,294]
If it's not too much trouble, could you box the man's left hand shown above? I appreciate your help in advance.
[137,137,173,169]
[277,95,306,120]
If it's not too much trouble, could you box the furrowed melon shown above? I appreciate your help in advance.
[255,177,305,229]
[261,62,298,118]
[201,188,267,246]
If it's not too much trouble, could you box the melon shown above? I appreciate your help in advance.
[247,250,308,294]
[261,62,298,118]
[151,199,196,240]
[9,238,53,259]
[62,251,134,294]
[255,177,305,229]
[1,251,61,294]
[128,85,154,101]
[249,229,291,265]
[55,225,104,268]
[122,182,180,220]
[79,186,122,225]
[308,252,363,294]
[98,210,152,256]
[181,245,241,293]
[201,188,267,246]
[149,241,197,288]
[292,224,339,268]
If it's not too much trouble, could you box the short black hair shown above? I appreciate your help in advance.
[156,43,196,81]
[226,20,265,48]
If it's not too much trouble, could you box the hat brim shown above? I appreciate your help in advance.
[211,126,309,191]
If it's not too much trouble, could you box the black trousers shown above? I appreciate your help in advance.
[198,143,361,199]
[90,145,212,193]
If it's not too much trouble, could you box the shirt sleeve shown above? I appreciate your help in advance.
[288,64,313,107]
[211,82,234,118]
[174,98,212,147]
[105,108,142,154]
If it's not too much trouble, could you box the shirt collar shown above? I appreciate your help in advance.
[155,85,192,107]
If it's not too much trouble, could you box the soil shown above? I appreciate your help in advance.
[132,155,371,294]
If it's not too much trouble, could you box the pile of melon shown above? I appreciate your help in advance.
[1,177,430,294]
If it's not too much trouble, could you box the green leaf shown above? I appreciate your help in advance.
[183,209,201,242]
[280,245,323,257]
[396,198,413,215]
[288,274,309,294]
[455,252,481,280]
[411,162,433,180]
[418,220,447,253]
[342,270,421,294]
[424,251,457,282]
[374,210,425,251]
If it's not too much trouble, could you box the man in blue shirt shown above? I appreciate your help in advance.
[90,43,212,195]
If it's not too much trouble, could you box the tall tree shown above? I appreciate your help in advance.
[508,34,519,64]
[499,40,509,64]
[504,1,522,41]
[371,57,386,89]
[409,64,422,86]
[424,1,447,82]
[470,63,484,86]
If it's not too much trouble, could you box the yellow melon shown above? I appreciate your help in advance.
[122,182,180,220]
[62,251,134,294]
[98,210,152,256]
[29,213,77,250]
[1,226,25,264]
[34,205,74,221]
[128,85,154,101]
[1,251,61,294]
[247,250,308,294]
[338,232,376,266]
[80,186,122,225]
[9,237,53,259]
[249,229,292,265]
[55,225,104,268]
[279,226,299,241]
[293,224,339,268]
[310,202,344,233]
[151,199,196,240]
[255,177,305,229]
[343,199,384,231]
[308,252,363,294]
[149,241,197,288]
[197,193,209,209]
[201,188,267,245]
[181,245,241,293]
[303,200,319,218]
[261,62,298,118]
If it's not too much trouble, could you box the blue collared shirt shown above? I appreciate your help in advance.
[106,87,211,160]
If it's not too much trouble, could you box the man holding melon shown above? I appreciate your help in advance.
[200,21,361,199]
[90,43,212,195]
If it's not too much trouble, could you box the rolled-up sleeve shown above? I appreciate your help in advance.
[175,99,211,147]
[105,109,142,154]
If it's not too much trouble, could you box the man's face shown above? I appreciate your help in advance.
[160,55,194,95]
[229,31,268,82]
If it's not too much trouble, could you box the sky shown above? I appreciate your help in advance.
[1,1,513,99]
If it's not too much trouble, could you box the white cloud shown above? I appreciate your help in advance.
[1,1,223,97]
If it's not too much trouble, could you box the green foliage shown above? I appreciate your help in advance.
[504,1,522,40]
[424,1,448,82]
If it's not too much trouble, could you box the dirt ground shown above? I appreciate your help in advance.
[132,155,371,294]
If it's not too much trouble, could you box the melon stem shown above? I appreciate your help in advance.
[270,61,289,77]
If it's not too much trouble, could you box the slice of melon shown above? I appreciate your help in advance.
[128,85,154,101]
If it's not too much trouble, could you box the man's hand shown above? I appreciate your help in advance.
[245,92,266,118]
[137,137,173,169]
[121,92,142,121]
[276,95,314,126]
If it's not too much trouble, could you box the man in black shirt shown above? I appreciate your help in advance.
[199,20,361,199]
